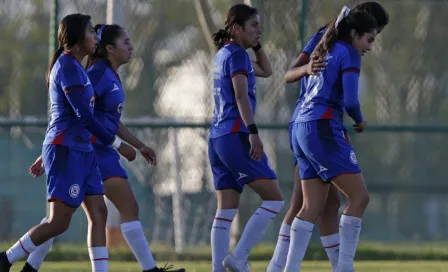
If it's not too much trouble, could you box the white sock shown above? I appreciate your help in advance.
[337,214,362,269]
[232,201,284,262]
[284,218,314,272]
[211,209,238,272]
[121,220,156,270]
[267,223,291,271]
[27,218,54,270]
[88,247,108,272]
[321,233,340,271]
[6,233,37,263]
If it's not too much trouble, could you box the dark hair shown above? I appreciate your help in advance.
[314,11,378,59]
[212,4,258,50]
[316,2,388,36]
[86,24,124,69]
[46,13,91,88]
[353,1,389,29]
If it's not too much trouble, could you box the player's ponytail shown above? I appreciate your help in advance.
[314,7,378,59]
[45,13,91,88]
[212,29,230,50]
[212,4,258,51]
[46,46,64,88]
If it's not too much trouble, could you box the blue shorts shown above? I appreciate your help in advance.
[291,120,361,182]
[208,132,277,193]
[43,144,103,208]
[94,145,128,181]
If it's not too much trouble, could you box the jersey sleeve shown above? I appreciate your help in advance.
[301,30,324,56]
[59,63,85,92]
[340,49,363,123]
[228,49,249,78]
[60,64,116,145]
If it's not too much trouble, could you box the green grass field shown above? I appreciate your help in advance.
[9,261,448,272]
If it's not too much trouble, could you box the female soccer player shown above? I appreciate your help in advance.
[268,2,389,271]
[22,24,185,272]
[208,4,284,272]
[0,14,136,272]
[284,9,379,272]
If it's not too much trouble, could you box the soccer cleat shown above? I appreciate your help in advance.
[0,252,11,272]
[222,254,251,272]
[20,262,38,272]
[144,263,186,272]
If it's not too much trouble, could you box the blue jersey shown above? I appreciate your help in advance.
[87,60,125,145]
[210,42,256,138]
[44,52,96,151]
[289,29,325,124]
[44,52,115,151]
[293,41,362,126]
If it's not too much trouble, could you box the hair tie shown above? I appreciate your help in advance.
[335,6,350,28]
[97,24,107,43]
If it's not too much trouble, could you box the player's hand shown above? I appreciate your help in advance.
[117,143,137,162]
[140,145,157,166]
[306,55,326,75]
[29,156,44,178]
[249,134,264,161]
[343,131,352,145]
[353,121,367,133]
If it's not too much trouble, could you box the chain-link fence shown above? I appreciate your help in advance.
[0,0,448,250]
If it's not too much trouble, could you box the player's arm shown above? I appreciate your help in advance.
[284,31,327,83]
[251,44,272,78]
[117,122,157,165]
[284,53,311,83]
[60,65,118,147]
[65,90,117,145]
[117,122,145,149]
[341,51,365,131]
[232,74,255,126]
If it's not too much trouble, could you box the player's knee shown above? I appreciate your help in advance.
[324,193,341,211]
[120,200,139,220]
[89,202,108,227]
[301,202,326,218]
[47,217,70,236]
[351,191,370,210]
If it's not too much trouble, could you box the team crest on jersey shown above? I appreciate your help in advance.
[89,96,95,108]
[349,150,357,164]
[69,184,80,198]
[117,102,124,114]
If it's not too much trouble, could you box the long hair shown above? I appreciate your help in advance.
[46,13,91,88]
[212,4,258,50]
[353,1,389,29]
[86,24,124,69]
[313,11,378,59]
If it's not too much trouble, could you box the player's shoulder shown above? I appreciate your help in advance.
[87,61,111,85]
[223,42,248,58]
[57,53,84,74]
[333,41,360,60]
[87,60,109,78]
[312,27,326,40]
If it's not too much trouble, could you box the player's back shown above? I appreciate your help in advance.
[210,42,256,138]
[294,41,360,126]
[44,52,95,151]
[87,60,124,145]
